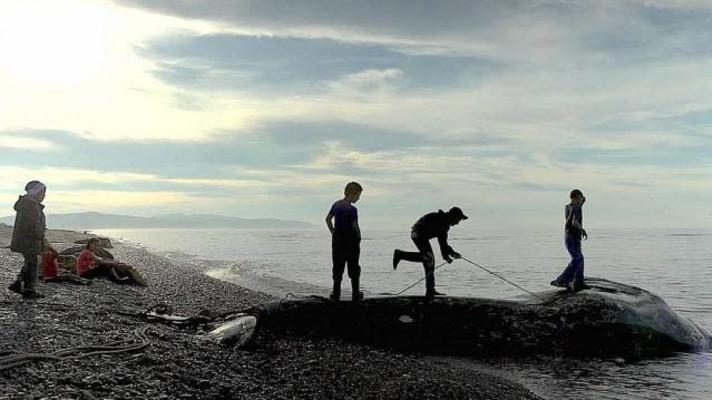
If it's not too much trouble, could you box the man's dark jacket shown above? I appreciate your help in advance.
[10,195,46,256]
[411,210,456,258]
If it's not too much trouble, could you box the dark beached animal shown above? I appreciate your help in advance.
[74,237,113,249]
[59,244,114,260]
[222,278,711,359]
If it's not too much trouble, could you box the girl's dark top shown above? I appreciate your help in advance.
[565,203,583,238]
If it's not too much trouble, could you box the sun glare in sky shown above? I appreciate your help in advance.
[0,1,111,87]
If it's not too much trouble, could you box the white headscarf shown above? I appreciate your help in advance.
[25,180,46,199]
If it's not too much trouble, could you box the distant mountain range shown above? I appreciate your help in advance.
[0,212,314,229]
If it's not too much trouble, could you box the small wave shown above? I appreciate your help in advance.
[451,236,507,241]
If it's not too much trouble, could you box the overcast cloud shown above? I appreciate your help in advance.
[0,0,710,229]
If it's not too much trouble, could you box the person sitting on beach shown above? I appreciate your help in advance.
[42,245,91,285]
[8,180,48,299]
[550,189,588,292]
[76,238,147,286]
[392,207,467,297]
[325,181,363,302]
[41,244,59,282]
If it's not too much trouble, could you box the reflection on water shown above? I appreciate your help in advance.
[465,353,712,400]
[96,227,712,400]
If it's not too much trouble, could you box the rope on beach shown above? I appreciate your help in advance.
[0,300,76,308]
[460,257,545,301]
[0,326,151,372]
[81,390,99,400]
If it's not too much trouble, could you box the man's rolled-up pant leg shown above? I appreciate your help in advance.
[413,238,435,294]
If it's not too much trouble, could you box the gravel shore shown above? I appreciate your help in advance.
[0,225,542,400]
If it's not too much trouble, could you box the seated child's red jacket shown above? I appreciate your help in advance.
[76,249,96,276]
[42,250,59,281]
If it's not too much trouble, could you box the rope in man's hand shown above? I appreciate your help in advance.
[395,256,545,301]
[460,257,545,301]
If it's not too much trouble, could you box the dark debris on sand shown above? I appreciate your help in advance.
[0,229,542,400]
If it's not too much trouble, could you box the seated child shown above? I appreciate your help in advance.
[76,238,147,286]
[42,246,59,281]
[42,246,92,285]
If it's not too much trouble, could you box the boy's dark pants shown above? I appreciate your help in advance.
[21,253,39,292]
[555,233,585,287]
[398,233,437,295]
[332,235,361,300]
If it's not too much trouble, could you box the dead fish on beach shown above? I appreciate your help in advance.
[207,314,257,346]
[134,305,257,346]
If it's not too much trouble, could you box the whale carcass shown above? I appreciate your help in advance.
[212,278,711,359]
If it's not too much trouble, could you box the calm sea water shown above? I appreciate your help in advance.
[95,226,712,400]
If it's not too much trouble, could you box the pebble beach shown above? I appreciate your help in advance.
[0,224,541,400]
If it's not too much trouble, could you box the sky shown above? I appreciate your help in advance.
[0,0,711,230]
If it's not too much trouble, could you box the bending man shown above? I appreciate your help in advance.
[392,207,468,297]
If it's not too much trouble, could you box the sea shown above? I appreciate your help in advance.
[94,226,712,400]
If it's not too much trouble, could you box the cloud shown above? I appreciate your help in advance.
[45,190,193,210]
[137,33,495,94]
[0,0,259,141]
[115,0,712,64]
[114,0,517,47]
[0,135,53,150]
[2,1,711,228]
[0,122,442,176]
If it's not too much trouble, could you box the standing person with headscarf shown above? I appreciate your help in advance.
[8,181,47,299]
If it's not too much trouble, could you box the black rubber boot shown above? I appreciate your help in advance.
[22,291,45,299]
[8,279,23,295]
[330,279,341,301]
[424,265,436,297]
[550,279,566,288]
[351,278,363,302]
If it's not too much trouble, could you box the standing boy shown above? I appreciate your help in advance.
[551,189,588,292]
[392,207,467,297]
[325,182,363,302]
[8,181,48,299]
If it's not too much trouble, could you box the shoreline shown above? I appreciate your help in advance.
[0,225,543,399]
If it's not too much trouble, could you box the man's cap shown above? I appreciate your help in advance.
[448,206,468,220]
